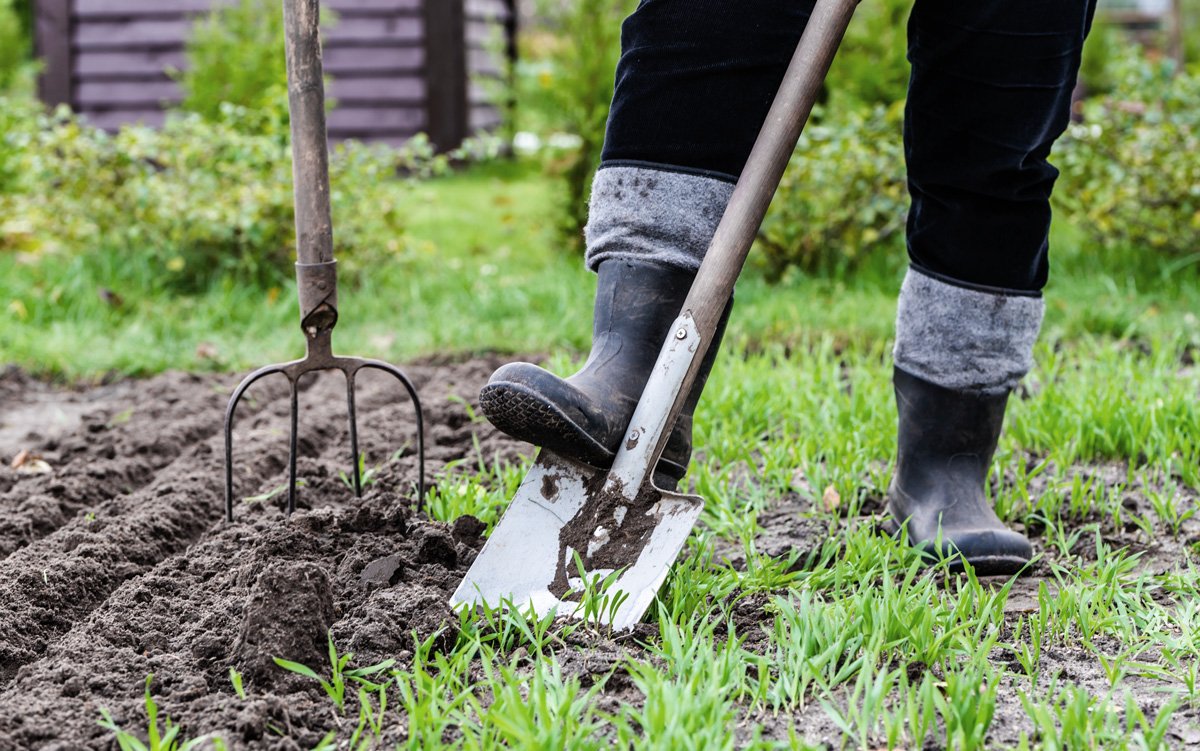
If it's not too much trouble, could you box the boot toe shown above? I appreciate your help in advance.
[924,526,1033,577]
[479,363,614,466]
[886,506,1032,577]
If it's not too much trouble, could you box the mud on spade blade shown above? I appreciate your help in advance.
[449,449,704,631]
[452,310,713,631]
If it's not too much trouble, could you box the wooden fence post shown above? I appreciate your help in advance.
[423,0,468,152]
[34,0,74,108]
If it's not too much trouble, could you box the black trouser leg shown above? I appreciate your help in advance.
[601,0,814,182]
[904,0,1098,291]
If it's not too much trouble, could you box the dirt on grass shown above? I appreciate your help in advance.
[1,360,1198,749]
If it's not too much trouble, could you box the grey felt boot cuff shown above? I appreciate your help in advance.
[584,165,735,272]
[893,266,1044,395]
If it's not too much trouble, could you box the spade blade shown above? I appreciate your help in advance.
[449,450,704,631]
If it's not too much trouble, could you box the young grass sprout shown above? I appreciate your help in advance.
[272,632,395,714]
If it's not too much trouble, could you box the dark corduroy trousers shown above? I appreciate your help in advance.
[600,0,1098,292]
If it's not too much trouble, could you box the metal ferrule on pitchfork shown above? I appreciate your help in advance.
[222,0,425,522]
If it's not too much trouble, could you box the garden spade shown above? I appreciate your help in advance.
[222,0,424,521]
[451,0,859,630]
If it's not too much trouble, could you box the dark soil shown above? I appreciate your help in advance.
[0,357,525,750]
[2,361,1199,749]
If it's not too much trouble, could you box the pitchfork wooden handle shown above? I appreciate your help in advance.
[284,0,339,332]
[284,0,332,267]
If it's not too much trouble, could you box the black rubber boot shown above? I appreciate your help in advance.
[479,259,728,488]
[886,367,1033,575]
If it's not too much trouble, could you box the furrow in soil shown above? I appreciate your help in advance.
[0,358,524,706]
[0,372,292,561]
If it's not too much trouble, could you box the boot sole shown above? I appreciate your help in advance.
[479,380,688,483]
[479,381,615,469]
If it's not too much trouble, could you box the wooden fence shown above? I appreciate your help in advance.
[33,0,516,151]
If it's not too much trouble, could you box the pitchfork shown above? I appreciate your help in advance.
[222,0,424,522]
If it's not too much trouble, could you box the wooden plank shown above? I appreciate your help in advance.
[35,0,74,106]
[73,45,424,78]
[325,14,423,43]
[77,79,180,106]
[422,0,468,151]
[74,19,199,49]
[465,18,500,46]
[328,106,426,133]
[74,0,422,19]
[73,49,185,77]
[465,0,511,21]
[328,0,422,13]
[74,16,422,50]
[328,75,426,104]
[469,104,501,130]
[468,80,496,105]
[81,107,168,131]
[467,47,503,77]
[82,105,423,142]
[75,0,227,19]
[77,74,425,107]
[323,44,424,73]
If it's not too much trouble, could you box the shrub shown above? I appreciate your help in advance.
[177,0,315,134]
[0,103,444,289]
[1078,21,1124,97]
[825,0,911,109]
[755,102,908,278]
[0,94,38,195]
[520,0,635,249]
[0,0,27,93]
[1054,49,1200,259]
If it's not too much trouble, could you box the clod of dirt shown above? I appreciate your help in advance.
[415,526,458,568]
[338,582,457,658]
[550,477,663,597]
[359,554,405,586]
[234,561,335,688]
[451,514,486,544]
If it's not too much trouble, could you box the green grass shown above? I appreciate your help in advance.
[16,158,1200,748]
[8,158,1200,379]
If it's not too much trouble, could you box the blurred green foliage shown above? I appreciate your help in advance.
[1055,48,1200,261]
[1079,20,1123,96]
[826,0,911,109]
[0,0,28,93]
[756,102,908,278]
[0,102,445,290]
[518,0,636,249]
[1186,0,1200,72]
[177,0,320,134]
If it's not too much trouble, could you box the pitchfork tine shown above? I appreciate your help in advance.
[346,371,362,498]
[360,361,426,508]
[224,364,288,523]
[286,378,300,514]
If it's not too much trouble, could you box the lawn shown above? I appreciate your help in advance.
[3,158,1200,749]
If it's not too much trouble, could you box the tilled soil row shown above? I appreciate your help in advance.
[0,372,286,560]
[0,357,528,750]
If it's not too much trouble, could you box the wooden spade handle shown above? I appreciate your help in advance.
[646,0,861,480]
